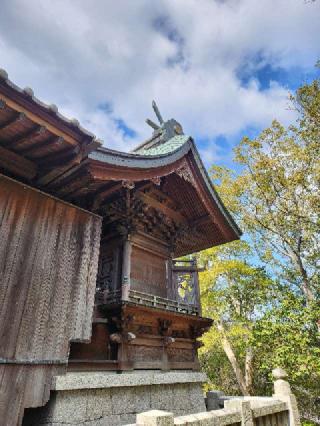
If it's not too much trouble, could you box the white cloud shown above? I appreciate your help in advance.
[0,0,319,154]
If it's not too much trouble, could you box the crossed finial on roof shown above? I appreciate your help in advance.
[146,100,164,131]
[145,101,184,140]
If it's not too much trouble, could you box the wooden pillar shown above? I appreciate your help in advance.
[191,257,202,315]
[121,237,132,301]
[166,257,174,300]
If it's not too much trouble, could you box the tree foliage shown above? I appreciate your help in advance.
[198,241,278,395]
[199,72,320,421]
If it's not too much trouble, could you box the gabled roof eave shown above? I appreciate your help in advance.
[88,138,242,239]
[188,138,242,239]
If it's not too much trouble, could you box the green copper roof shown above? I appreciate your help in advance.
[136,135,190,156]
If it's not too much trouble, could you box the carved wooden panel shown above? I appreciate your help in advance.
[128,345,162,362]
[167,347,194,362]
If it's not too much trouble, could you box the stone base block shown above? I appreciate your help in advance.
[22,371,206,426]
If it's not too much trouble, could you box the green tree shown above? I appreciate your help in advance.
[200,74,320,421]
[253,293,320,422]
[198,241,278,395]
[226,76,320,303]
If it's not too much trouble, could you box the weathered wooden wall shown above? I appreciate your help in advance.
[130,234,169,298]
[0,174,102,426]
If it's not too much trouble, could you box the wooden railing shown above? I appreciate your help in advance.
[128,289,199,315]
[95,258,202,315]
[95,288,199,315]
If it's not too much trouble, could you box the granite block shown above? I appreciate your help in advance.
[137,410,174,426]
[86,388,113,419]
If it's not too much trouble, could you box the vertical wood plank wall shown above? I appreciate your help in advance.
[0,175,102,426]
[130,245,167,297]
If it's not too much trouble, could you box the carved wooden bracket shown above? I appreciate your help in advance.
[164,336,175,347]
[110,331,136,343]
[122,180,135,190]
[126,332,136,342]
[110,333,122,344]
[151,176,161,186]
[176,163,196,187]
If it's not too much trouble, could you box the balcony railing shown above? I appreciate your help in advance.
[95,258,202,315]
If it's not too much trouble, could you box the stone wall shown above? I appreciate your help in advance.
[134,368,301,426]
[22,372,207,426]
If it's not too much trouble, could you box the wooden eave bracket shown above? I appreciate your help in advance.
[36,139,102,187]
[135,191,187,224]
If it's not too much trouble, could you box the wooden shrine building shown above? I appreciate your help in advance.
[0,70,241,425]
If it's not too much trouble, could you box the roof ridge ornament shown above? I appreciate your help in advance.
[145,100,164,131]
[145,101,184,146]
[152,100,164,125]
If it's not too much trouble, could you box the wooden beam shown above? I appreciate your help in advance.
[81,138,102,157]
[0,145,37,180]
[0,112,26,132]
[36,155,82,186]
[17,136,63,158]
[52,173,91,197]
[136,191,187,224]
[2,125,46,149]
[35,141,77,165]
[36,140,101,187]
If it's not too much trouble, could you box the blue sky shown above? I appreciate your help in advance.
[0,0,319,170]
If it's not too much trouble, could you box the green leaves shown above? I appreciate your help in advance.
[200,71,320,418]
[209,79,320,302]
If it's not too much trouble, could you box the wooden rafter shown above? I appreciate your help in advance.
[2,125,46,150]
[54,173,92,197]
[0,93,78,146]
[35,140,76,164]
[0,111,26,132]
[37,158,81,186]
[0,145,37,180]
[36,140,101,187]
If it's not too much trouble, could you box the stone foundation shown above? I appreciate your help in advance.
[23,371,207,426]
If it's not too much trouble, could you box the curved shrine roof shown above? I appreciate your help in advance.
[86,131,242,247]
